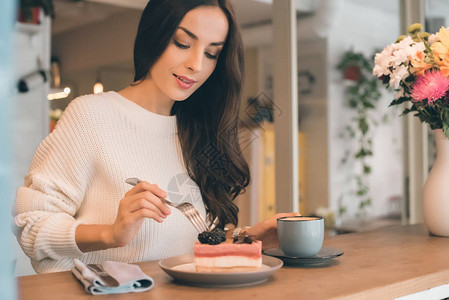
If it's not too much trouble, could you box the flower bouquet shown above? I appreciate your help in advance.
[373,23,449,139]
[373,23,449,236]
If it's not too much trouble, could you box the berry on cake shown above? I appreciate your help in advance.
[193,228,262,272]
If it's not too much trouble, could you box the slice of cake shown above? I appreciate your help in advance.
[193,229,262,272]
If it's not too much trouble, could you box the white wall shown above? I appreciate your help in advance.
[13,13,52,276]
[1,0,19,297]
[327,0,403,220]
[52,9,140,75]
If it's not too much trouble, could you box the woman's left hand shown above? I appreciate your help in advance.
[245,212,300,250]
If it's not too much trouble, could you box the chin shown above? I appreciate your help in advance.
[170,92,195,102]
[172,96,190,102]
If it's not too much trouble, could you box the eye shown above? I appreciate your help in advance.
[205,52,218,60]
[173,40,189,49]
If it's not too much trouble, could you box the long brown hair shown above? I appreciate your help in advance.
[133,0,250,228]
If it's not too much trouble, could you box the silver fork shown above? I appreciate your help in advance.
[125,177,209,233]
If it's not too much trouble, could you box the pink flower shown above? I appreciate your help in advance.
[411,69,449,104]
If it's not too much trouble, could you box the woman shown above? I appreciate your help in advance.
[13,0,298,273]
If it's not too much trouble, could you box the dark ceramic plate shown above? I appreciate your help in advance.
[263,247,344,266]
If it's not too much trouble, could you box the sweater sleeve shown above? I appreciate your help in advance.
[13,96,96,261]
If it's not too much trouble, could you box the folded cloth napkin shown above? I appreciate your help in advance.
[72,259,154,295]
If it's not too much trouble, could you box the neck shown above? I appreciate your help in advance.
[118,79,174,116]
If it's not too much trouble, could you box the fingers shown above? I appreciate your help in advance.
[126,191,171,215]
[125,180,168,199]
[128,197,167,219]
[112,181,172,247]
[117,196,168,225]
[131,208,166,223]
[123,181,171,213]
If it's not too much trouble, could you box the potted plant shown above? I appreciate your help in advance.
[19,0,55,24]
[373,23,449,236]
[337,50,382,220]
[337,50,373,82]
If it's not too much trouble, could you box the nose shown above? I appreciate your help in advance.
[185,49,203,73]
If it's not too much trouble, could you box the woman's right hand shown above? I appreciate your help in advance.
[109,181,171,247]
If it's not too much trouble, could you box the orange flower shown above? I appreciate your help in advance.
[433,52,449,76]
[411,51,433,75]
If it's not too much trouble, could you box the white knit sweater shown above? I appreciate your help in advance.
[13,91,207,273]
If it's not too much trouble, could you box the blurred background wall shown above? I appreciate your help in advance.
[11,0,448,278]
[1,0,18,298]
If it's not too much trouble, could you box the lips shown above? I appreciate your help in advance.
[173,73,196,89]
[173,74,196,84]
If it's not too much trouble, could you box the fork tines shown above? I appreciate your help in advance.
[177,203,209,232]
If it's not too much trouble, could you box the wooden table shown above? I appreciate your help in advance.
[17,224,449,300]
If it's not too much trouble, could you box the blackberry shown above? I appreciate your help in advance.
[197,228,226,245]
[197,231,210,244]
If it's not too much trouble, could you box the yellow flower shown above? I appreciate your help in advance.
[396,35,407,43]
[432,27,449,53]
[418,32,430,40]
[407,23,423,34]
[431,26,449,76]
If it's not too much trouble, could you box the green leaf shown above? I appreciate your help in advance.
[390,97,409,107]
[363,165,371,174]
[357,189,367,196]
[359,117,369,135]
[359,199,372,209]
[401,108,414,116]
[364,102,376,109]
[355,149,366,159]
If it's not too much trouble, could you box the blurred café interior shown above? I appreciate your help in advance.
[4,0,448,278]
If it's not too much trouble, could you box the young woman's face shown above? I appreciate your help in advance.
[149,5,229,101]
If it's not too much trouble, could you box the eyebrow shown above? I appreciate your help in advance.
[178,26,225,46]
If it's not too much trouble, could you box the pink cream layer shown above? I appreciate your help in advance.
[193,240,262,258]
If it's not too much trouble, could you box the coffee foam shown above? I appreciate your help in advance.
[280,217,320,221]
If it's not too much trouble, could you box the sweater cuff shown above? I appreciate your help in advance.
[36,214,86,260]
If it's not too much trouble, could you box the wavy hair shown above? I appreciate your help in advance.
[133,0,250,228]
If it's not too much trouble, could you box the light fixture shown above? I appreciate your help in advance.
[47,86,71,100]
[93,67,104,94]
[93,81,104,94]
[47,57,71,100]
[93,65,133,95]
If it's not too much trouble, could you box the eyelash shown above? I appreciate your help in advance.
[173,40,218,60]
